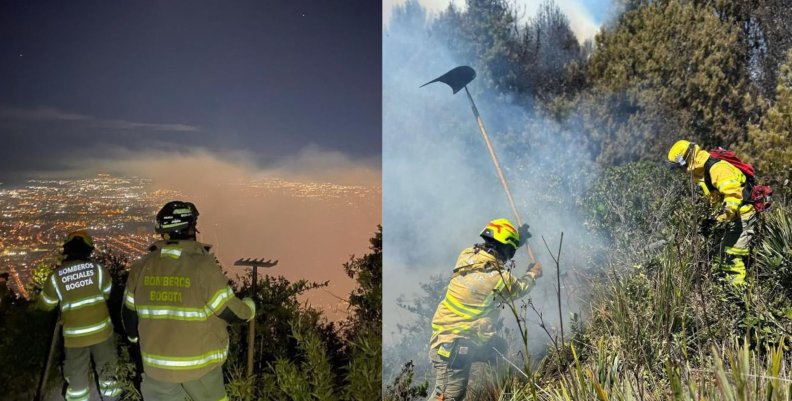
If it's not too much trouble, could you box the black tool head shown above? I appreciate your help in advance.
[420,66,476,94]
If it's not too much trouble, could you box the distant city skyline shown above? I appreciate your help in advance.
[0,173,379,319]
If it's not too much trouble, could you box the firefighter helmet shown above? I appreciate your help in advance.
[480,218,520,250]
[155,201,199,237]
[64,230,94,249]
[667,140,696,167]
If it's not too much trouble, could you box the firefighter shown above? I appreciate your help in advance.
[427,218,542,401]
[39,230,121,401]
[667,140,757,287]
[122,201,255,401]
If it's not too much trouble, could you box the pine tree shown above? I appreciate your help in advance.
[737,49,792,188]
[581,0,759,164]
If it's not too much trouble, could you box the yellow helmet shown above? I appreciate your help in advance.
[667,140,696,167]
[65,230,94,249]
[480,218,520,250]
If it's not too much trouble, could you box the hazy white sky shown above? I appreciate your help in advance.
[383,0,612,42]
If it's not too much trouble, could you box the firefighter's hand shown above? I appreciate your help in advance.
[698,217,716,237]
[518,224,532,245]
[242,297,257,321]
[527,262,543,279]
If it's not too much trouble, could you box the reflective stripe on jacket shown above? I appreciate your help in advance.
[429,246,536,350]
[691,150,755,221]
[125,240,254,383]
[41,260,113,348]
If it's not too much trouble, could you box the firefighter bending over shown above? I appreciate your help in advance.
[427,218,542,401]
[667,140,767,287]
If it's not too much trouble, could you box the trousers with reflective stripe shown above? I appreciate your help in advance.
[716,212,756,287]
[64,335,120,401]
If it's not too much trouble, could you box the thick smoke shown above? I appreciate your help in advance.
[89,148,380,320]
[383,3,603,373]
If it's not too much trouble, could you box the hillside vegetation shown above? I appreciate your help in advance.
[384,0,792,399]
[0,227,381,401]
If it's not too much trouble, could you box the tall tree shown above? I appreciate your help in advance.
[713,0,792,98]
[343,226,382,335]
[515,0,584,101]
[581,0,759,164]
[737,49,792,189]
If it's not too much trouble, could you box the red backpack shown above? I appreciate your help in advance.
[704,148,773,212]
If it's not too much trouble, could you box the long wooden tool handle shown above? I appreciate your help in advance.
[36,314,62,401]
[464,86,538,264]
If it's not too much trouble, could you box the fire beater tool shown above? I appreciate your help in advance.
[421,66,541,269]
[234,257,278,377]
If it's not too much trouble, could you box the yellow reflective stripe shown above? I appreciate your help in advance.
[66,387,89,396]
[97,264,104,289]
[50,274,63,301]
[101,388,121,397]
[99,379,121,396]
[62,295,105,311]
[136,305,209,321]
[66,386,90,401]
[206,287,233,314]
[717,179,740,191]
[433,321,472,334]
[124,289,135,308]
[450,322,471,334]
[441,298,472,319]
[41,293,59,305]
[217,396,229,401]
[445,293,484,316]
[160,246,182,259]
[494,277,506,291]
[725,246,749,256]
[63,317,111,337]
[142,347,228,370]
[723,198,741,209]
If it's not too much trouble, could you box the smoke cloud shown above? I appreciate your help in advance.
[383,3,603,372]
[383,0,608,42]
[70,148,380,320]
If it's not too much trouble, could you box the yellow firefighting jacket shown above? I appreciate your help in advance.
[689,149,755,222]
[124,240,254,383]
[40,260,113,348]
[429,246,537,350]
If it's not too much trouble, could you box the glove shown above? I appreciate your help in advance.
[527,262,543,279]
[242,297,256,321]
[517,224,532,246]
[698,217,716,237]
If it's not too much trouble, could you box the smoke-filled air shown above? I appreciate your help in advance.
[384,0,792,400]
[105,149,381,319]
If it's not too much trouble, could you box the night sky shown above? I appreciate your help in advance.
[0,1,381,182]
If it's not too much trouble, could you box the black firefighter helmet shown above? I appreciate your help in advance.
[155,201,199,239]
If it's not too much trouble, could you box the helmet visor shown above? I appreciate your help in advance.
[674,154,686,167]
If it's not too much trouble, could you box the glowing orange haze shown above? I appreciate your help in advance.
[101,150,381,320]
